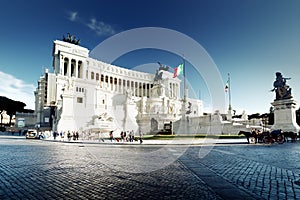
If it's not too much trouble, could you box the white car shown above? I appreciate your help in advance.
[25,129,43,139]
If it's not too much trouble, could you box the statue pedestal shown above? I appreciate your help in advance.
[57,92,76,132]
[271,99,300,132]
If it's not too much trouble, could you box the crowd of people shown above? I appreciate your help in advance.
[51,129,143,144]
[110,129,143,143]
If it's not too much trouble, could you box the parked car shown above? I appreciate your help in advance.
[25,129,43,139]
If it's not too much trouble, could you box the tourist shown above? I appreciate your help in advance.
[139,129,143,144]
[75,131,79,140]
[67,131,71,141]
[60,131,64,140]
[97,131,103,142]
[124,131,127,141]
[129,130,134,142]
[53,131,57,140]
[120,131,124,142]
[109,131,114,142]
[73,132,76,141]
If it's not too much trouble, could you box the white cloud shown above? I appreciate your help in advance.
[67,11,117,36]
[68,11,78,22]
[0,71,35,110]
[87,18,116,36]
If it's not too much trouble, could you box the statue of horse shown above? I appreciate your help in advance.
[238,130,257,144]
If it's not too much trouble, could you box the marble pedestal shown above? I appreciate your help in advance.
[271,99,300,133]
[57,92,76,132]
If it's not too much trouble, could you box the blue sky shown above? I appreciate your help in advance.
[0,0,300,115]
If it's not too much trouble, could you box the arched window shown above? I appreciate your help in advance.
[91,72,94,80]
[71,59,76,77]
[127,80,130,88]
[135,82,138,96]
[64,58,69,76]
[96,73,99,81]
[78,61,82,78]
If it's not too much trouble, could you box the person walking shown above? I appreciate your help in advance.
[98,131,104,142]
[67,131,71,141]
[139,129,143,144]
[75,131,79,140]
[109,131,114,142]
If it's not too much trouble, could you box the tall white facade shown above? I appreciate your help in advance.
[35,40,203,134]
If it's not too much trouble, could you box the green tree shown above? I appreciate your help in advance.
[0,96,10,126]
[248,113,261,120]
[0,96,26,126]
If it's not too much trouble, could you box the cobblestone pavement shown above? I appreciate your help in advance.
[180,143,300,200]
[0,137,221,200]
[0,136,300,200]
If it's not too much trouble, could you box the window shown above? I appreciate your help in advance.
[76,87,85,93]
[64,58,69,76]
[71,59,76,77]
[77,97,83,103]
[91,72,94,80]
[78,61,82,78]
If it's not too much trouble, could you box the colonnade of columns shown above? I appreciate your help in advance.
[62,57,83,78]
[169,82,179,98]
[61,56,179,98]
[99,75,152,98]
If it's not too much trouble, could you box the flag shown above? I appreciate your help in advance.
[173,63,183,78]
[225,80,229,93]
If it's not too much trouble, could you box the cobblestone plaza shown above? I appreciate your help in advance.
[0,135,300,199]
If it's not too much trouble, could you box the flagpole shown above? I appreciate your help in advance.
[183,56,186,103]
[180,55,187,121]
[228,72,232,111]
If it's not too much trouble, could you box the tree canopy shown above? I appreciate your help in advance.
[0,96,27,126]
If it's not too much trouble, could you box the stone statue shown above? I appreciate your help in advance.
[157,62,169,71]
[154,70,163,82]
[97,113,113,122]
[241,110,248,121]
[272,72,292,100]
[63,33,80,45]
[126,89,134,103]
[151,69,166,97]
[150,83,165,97]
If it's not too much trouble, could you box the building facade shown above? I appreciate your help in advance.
[35,40,203,135]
